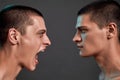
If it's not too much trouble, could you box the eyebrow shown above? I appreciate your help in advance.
[37,29,46,34]
[77,26,87,29]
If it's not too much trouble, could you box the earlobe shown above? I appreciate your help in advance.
[8,28,19,45]
[106,22,117,39]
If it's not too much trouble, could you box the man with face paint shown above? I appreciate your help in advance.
[73,0,120,80]
[0,5,51,80]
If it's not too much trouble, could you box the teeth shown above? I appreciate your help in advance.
[41,50,45,52]
[35,55,38,59]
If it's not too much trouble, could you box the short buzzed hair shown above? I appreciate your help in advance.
[77,0,120,42]
[0,5,43,46]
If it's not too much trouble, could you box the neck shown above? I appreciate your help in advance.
[94,42,120,79]
[0,66,22,80]
[0,47,22,80]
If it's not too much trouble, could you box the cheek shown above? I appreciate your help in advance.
[37,39,42,48]
[32,38,42,50]
[84,33,105,53]
[81,33,86,43]
[22,37,41,52]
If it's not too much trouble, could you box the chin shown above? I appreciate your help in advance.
[25,65,36,71]
[79,51,91,57]
[31,65,37,71]
[28,67,36,71]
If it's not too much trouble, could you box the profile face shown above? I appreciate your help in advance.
[17,15,51,71]
[73,14,107,57]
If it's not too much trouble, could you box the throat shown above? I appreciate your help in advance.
[99,71,120,80]
[0,60,22,80]
[95,53,120,80]
[0,66,22,80]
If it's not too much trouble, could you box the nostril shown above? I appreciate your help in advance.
[44,41,51,46]
[46,40,51,46]
[75,40,81,43]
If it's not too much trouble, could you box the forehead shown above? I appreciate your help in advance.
[76,16,82,28]
[24,16,46,34]
[31,15,46,30]
[76,14,102,31]
[30,16,46,32]
[76,14,91,28]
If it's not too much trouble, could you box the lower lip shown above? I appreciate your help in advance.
[35,55,39,65]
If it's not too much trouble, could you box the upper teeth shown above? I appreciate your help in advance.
[41,50,45,52]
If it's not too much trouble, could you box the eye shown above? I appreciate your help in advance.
[79,28,88,33]
[81,29,87,33]
[39,34,43,38]
[37,30,46,38]
[39,32,45,38]
[37,32,44,38]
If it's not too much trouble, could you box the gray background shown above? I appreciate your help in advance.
[0,0,120,80]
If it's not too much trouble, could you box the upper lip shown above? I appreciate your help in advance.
[36,49,45,55]
[41,49,45,52]
[40,48,46,53]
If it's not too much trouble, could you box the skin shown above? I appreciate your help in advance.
[73,14,107,57]
[0,15,51,80]
[73,14,120,79]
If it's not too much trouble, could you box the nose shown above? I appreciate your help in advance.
[73,32,82,43]
[43,35,51,46]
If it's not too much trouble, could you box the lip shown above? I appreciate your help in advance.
[34,53,39,65]
[77,45,83,49]
[39,48,46,53]
[41,48,46,52]
[35,49,46,63]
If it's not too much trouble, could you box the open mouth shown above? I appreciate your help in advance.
[35,54,39,65]
[34,49,45,64]
[40,49,45,53]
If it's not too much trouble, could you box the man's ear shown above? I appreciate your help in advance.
[106,22,117,39]
[8,28,20,45]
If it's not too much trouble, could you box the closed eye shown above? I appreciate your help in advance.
[37,30,46,38]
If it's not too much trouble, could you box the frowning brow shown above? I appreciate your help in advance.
[37,29,46,34]
[77,26,87,29]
